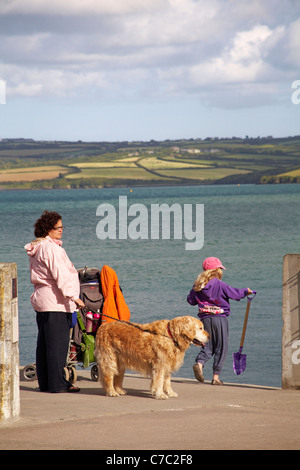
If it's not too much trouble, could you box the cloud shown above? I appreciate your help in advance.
[0,0,299,110]
[266,18,300,69]
[0,0,166,16]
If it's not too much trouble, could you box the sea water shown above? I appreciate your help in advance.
[1,183,299,387]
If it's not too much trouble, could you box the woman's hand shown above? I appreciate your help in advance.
[74,298,85,308]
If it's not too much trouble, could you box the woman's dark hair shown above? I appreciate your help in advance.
[34,210,62,238]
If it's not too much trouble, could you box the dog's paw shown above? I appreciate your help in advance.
[166,390,178,398]
[106,390,120,397]
[153,391,169,400]
[115,387,127,396]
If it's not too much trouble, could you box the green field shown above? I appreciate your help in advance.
[0,136,299,189]
[66,167,164,181]
[156,168,251,180]
[278,168,300,177]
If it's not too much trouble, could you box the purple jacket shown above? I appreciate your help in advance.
[187,278,248,319]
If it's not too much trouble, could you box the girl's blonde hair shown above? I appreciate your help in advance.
[193,267,223,292]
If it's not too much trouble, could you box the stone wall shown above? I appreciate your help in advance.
[282,254,300,389]
[0,263,20,422]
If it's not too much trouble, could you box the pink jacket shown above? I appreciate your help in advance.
[24,236,80,313]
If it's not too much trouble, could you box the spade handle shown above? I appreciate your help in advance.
[240,301,250,348]
[240,291,256,348]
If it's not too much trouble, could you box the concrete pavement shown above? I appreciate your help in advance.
[0,370,299,450]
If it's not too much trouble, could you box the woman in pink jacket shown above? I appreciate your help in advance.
[25,210,84,393]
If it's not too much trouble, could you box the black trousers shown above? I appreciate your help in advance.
[36,311,72,392]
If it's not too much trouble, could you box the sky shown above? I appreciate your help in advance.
[0,0,300,142]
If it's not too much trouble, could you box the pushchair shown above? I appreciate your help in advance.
[65,266,103,383]
[22,266,103,383]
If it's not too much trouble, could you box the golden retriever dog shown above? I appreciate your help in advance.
[95,316,210,399]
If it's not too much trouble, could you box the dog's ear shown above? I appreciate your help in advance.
[169,317,196,350]
[182,317,197,342]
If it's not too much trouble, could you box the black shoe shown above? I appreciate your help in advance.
[67,386,80,393]
[54,386,81,393]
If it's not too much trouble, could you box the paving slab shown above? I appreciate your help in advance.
[0,370,299,450]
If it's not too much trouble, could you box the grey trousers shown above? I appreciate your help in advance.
[195,316,229,375]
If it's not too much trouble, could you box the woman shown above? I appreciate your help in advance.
[187,257,252,385]
[25,210,84,393]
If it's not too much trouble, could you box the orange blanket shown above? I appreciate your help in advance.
[100,265,131,323]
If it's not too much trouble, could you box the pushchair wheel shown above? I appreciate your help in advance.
[91,364,99,382]
[22,363,37,381]
[64,365,77,384]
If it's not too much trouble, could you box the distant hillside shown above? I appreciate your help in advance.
[0,135,299,189]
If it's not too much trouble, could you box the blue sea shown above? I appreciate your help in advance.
[1,183,299,387]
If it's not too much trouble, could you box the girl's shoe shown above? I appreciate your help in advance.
[193,363,204,382]
[211,379,223,385]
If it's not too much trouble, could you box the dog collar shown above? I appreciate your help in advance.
[167,323,180,349]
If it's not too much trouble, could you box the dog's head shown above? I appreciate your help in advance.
[168,316,210,351]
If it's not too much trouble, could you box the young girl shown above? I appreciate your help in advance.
[187,257,252,385]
